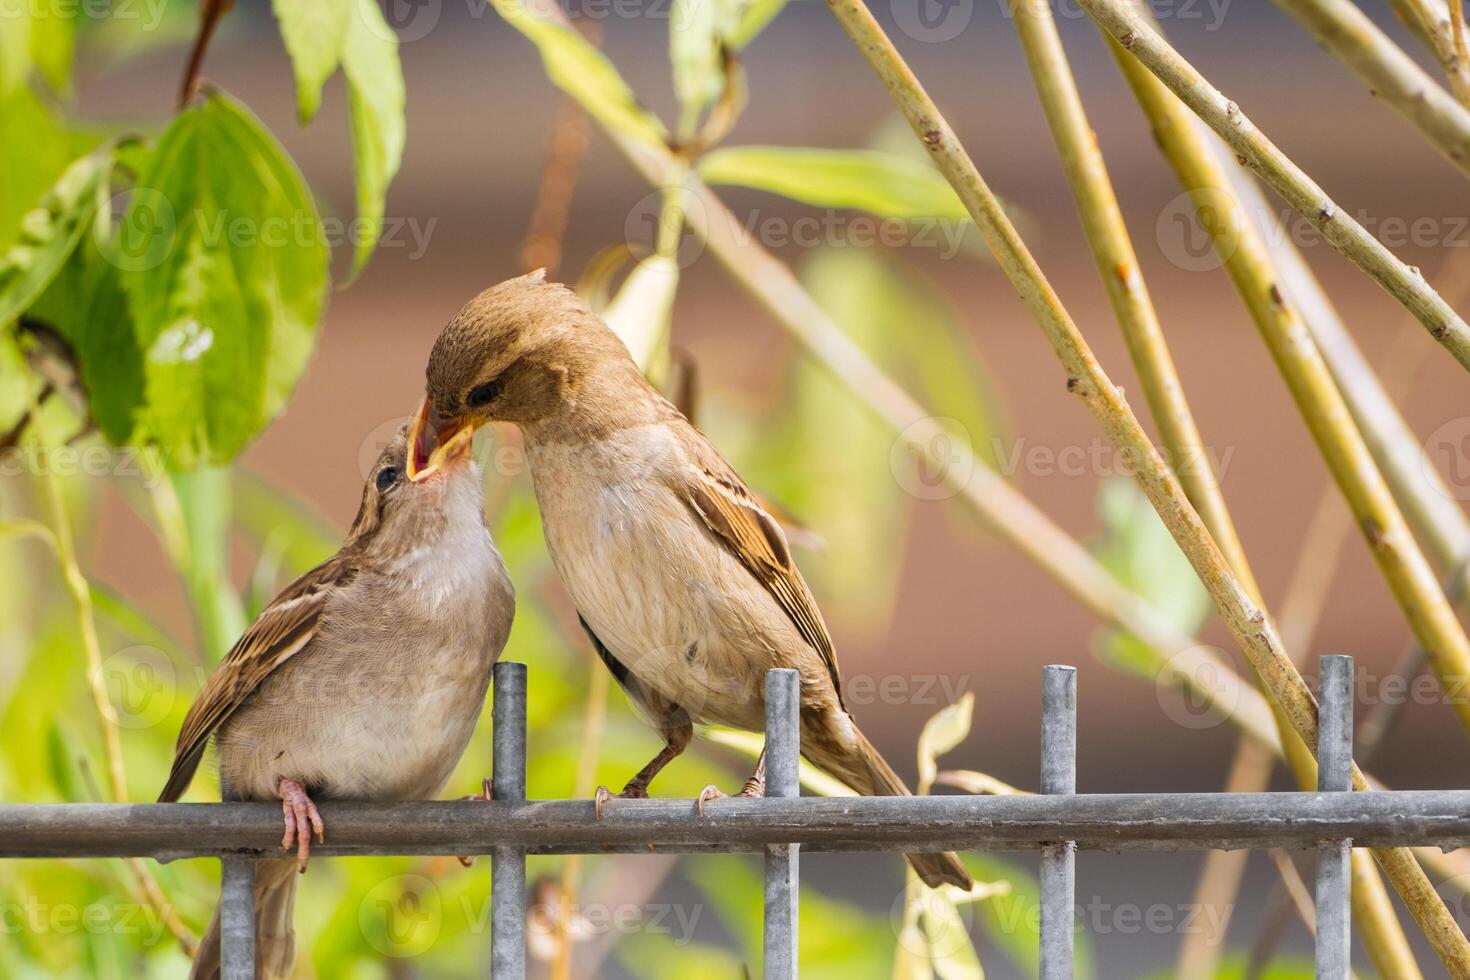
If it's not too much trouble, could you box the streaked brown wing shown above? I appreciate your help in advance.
[157,556,356,802]
[678,463,844,706]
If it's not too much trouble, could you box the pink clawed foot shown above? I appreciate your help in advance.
[278,778,324,872]
[593,781,649,821]
[696,774,764,817]
[696,784,724,817]
[457,779,494,868]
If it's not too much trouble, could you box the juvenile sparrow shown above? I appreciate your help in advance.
[159,428,515,979]
[408,271,972,890]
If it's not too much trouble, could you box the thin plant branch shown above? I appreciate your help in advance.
[1385,0,1470,106]
[1226,156,1470,581]
[1007,0,1258,602]
[1073,0,1470,373]
[177,0,234,110]
[1003,5,1368,970]
[1453,0,1470,99]
[817,0,1470,971]
[1270,0,1470,175]
[36,462,198,954]
[1109,25,1470,743]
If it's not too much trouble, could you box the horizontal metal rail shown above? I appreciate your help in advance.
[7,657,1458,977]
[5,790,1469,859]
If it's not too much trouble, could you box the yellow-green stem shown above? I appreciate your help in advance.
[1110,26,1470,736]
[1073,0,1470,373]
[1271,0,1470,175]
[819,0,1470,971]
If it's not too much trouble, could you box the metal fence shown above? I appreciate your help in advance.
[5,657,1470,978]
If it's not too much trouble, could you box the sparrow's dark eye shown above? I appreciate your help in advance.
[376,466,399,492]
[466,378,502,408]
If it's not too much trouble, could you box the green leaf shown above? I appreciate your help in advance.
[272,0,351,122]
[0,327,39,434]
[169,466,247,660]
[340,0,405,276]
[916,692,973,792]
[0,147,111,325]
[492,0,668,148]
[671,0,723,136]
[1090,478,1211,672]
[0,87,89,255]
[729,0,788,48]
[601,253,678,377]
[120,89,329,468]
[26,166,147,445]
[699,146,969,219]
[1095,477,1208,623]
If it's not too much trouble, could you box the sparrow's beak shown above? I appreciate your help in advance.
[407,396,474,482]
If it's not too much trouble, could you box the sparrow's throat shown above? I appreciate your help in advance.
[407,397,473,481]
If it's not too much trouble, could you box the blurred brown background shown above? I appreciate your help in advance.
[64,0,1470,972]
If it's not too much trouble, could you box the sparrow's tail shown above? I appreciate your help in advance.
[801,715,974,891]
[189,858,299,980]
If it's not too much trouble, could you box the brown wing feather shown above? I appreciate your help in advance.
[157,557,356,802]
[678,458,844,708]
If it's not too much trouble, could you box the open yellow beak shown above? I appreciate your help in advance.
[406,396,474,482]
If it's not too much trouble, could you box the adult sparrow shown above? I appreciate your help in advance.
[159,427,515,978]
[408,271,971,889]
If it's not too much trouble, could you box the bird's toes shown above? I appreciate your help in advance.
[290,804,313,871]
[593,785,612,821]
[279,798,296,852]
[460,777,494,803]
[619,783,649,801]
[738,777,765,799]
[305,799,325,844]
[696,784,725,817]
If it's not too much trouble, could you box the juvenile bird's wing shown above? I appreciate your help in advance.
[158,557,357,802]
[672,428,844,706]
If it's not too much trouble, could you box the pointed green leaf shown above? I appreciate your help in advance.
[272,0,351,122]
[699,146,970,219]
[602,253,678,376]
[120,89,328,468]
[729,0,788,48]
[340,0,404,276]
[917,692,973,791]
[492,0,668,148]
[671,0,722,135]
[0,147,111,325]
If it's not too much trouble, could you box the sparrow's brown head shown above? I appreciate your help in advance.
[408,269,641,479]
[350,426,479,553]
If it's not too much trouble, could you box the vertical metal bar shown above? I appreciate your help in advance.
[1315,655,1353,980]
[218,857,256,980]
[1040,664,1077,980]
[764,668,800,980]
[491,661,527,980]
